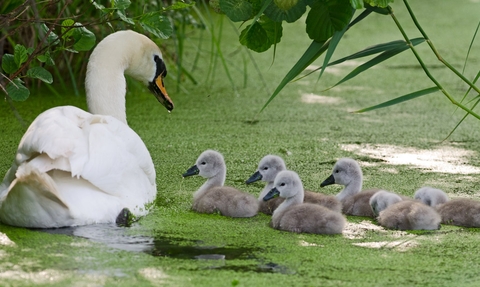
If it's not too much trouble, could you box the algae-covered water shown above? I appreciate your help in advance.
[2,1,480,286]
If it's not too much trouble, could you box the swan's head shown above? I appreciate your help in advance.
[246,155,286,184]
[320,158,362,188]
[369,190,402,216]
[414,186,449,207]
[264,170,303,201]
[183,150,225,179]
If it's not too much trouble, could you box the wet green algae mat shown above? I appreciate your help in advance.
[2,1,480,286]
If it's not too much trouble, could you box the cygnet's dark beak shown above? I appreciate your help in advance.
[263,187,280,201]
[320,174,335,187]
[245,171,262,184]
[183,165,199,178]
[149,73,173,112]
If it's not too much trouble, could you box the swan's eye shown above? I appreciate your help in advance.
[280,183,286,187]
[335,169,340,173]
[201,161,206,165]
[263,167,268,170]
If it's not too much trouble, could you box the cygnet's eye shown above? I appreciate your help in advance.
[280,183,286,187]
[263,166,269,170]
[201,161,206,165]
[335,169,340,173]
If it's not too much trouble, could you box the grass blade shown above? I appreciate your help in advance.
[316,19,349,83]
[354,86,439,113]
[327,38,425,90]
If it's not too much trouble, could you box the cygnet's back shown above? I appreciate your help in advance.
[183,150,258,218]
[321,158,381,217]
[372,190,440,230]
[263,170,345,234]
[247,155,341,214]
[414,187,480,227]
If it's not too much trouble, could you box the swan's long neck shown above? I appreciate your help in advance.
[272,186,304,223]
[336,177,362,202]
[194,165,226,201]
[85,33,139,124]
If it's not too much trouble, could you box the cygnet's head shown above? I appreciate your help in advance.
[321,158,362,187]
[246,155,286,184]
[88,30,173,111]
[263,170,303,201]
[414,186,449,207]
[369,190,402,216]
[183,150,225,179]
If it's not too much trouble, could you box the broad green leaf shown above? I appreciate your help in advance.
[14,44,28,67]
[239,16,282,52]
[27,47,34,54]
[241,0,272,40]
[113,0,131,9]
[26,66,53,84]
[2,54,18,74]
[364,0,393,8]
[6,78,30,101]
[354,87,440,113]
[264,0,306,23]
[306,0,352,42]
[116,10,135,25]
[219,0,252,21]
[274,0,299,10]
[328,38,425,89]
[139,14,173,39]
[71,24,96,51]
[40,24,60,45]
[61,19,75,39]
[91,1,107,11]
[350,0,363,9]
[44,51,55,66]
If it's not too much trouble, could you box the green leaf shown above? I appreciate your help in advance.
[262,40,329,111]
[40,24,60,45]
[14,44,28,67]
[6,78,30,101]
[1,54,18,74]
[328,38,425,89]
[164,1,195,10]
[91,1,107,11]
[219,0,253,22]
[44,51,55,66]
[354,87,440,113]
[306,0,353,42]
[139,14,173,39]
[364,0,394,8]
[61,19,75,39]
[264,0,306,23]
[317,25,348,82]
[240,16,282,52]
[71,24,96,51]
[274,0,300,10]
[350,0,363,9]
[113,0,131,9]
[26,66,53,84]
[297,38,425,80]
[116,10,135,25]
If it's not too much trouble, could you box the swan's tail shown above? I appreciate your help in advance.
[0,164,74,228]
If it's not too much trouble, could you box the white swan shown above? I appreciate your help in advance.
[0,30,173,228]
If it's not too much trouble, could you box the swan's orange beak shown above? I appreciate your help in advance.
[149,73,174,112]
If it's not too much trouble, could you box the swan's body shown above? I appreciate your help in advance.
[183,150,258,217]
[246,155,341,215]
[0,30,173,228]
[414,187,480,227]
[264,170,345,234]
[320,158,383,217]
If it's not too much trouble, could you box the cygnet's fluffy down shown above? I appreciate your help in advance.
[371,190,441,230]
[321,158,383,217]
[183,150,258,217]
[246,155,341,215]
[263,170,345,234]
[414,186,480,227]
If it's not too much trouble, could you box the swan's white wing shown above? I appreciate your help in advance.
[0,106,156,227]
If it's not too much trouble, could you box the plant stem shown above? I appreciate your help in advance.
[403,0,480,95]
[388,6,480,121]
